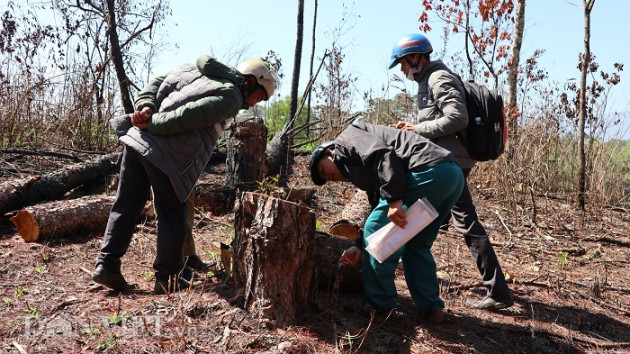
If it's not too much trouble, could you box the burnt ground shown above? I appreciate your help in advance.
[0,154,629,353]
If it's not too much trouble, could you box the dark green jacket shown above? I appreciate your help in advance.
[110,56,246,202]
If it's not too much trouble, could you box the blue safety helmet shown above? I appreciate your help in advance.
[388,33,433,69]
[309,141,336,186]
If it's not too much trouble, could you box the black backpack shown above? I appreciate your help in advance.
[456,76,507,161]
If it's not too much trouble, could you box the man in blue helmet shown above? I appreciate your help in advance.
[388,33,514,310]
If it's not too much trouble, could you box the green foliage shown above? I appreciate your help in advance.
[14,286,28,299]
[98,337,117,351]
[553,252,569,269]
[264,96,310,143]
[107,313,131,326]
[204,250,220,263]
[83,328,101,336]
[4,298,11,306]
[34,267,46,275]
[27,306,40,319]
[315,220,324,232]
[255,176,281,195]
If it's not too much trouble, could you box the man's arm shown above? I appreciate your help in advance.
[133,75,166,113]
[148,86,243,135]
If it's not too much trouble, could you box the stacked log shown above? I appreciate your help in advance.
[10,195,117,242]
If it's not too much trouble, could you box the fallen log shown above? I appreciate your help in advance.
[0,176,40,215]
[0,153,120,215]
[10,195,117,242]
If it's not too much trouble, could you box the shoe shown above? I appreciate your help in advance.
[154,275,195,295]
[467,296,514,310]
[92,264,129,291]
[185,254,215,271]
[180,266,206,283]
[417,308,444,324]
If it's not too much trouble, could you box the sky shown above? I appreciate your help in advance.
[144,1,628,138]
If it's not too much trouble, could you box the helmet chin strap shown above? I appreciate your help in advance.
[403,55,422,81]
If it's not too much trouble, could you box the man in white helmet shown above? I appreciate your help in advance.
[92,55,279,294]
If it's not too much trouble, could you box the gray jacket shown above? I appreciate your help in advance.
[412,59,475,170]
[333,122,454,203]
[110,56,245,202]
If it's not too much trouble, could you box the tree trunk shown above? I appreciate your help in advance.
[306,0,318,139]
[105,0,134,113]
[0,153,119,215]
[227,121,267,185]
[273,0,304,185]
[578,0,595,210]
[506,0,525,156]
[232,192,316,325]
[10,195,117,242]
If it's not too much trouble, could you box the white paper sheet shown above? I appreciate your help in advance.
[365,197,439,263]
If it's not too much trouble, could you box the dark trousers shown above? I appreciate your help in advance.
[96,147,188,278]
[448,169,511,300]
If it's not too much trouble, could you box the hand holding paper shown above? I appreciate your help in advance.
[365,197,438,263]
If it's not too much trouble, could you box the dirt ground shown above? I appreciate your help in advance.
[1,154,629,353]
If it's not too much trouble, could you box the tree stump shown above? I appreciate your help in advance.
[193,183,236,215]
[233,192,316,326]
[227,121,267,184]
[313,231,363,293]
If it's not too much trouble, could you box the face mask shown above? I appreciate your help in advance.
[405,63,422,81]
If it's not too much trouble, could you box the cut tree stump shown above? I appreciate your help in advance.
[193,183,236,215]
[312,231,363,293]
[10,195,117,242]
[326,190,371,240]
[233,192,317,325]
[227,122,267,184]
[0,153,119,215]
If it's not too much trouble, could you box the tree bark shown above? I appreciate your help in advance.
[578,0,595,210]
[232,192,316,325]
[227,121,267,185]
[0,153,119,215]
[0,176,40,215]
[10,195,117,242]
[306,0,318,139]
[105,0,134,113]
[313,231,362,293]
[506,0,525,155]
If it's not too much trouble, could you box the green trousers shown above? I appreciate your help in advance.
[362,161,464,312]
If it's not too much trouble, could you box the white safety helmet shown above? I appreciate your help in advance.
[236,59,280,99]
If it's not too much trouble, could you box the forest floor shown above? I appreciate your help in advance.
[0,153,629,353]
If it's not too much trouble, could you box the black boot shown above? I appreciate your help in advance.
[92,264,129,291]
[185,254,215,271]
